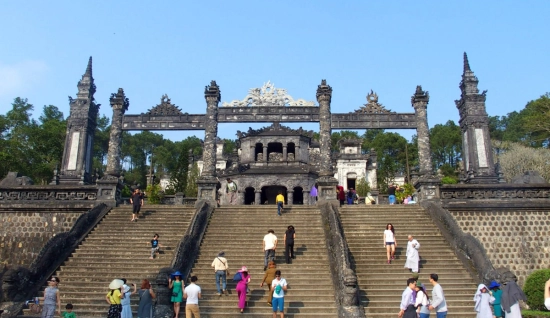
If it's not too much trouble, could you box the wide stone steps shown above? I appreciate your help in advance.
[21,206,195,317]
[187,206,338,317]
[340,205,477,317]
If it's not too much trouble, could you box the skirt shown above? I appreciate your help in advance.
[108,304,122,318]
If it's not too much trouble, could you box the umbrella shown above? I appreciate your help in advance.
[109,279,124,290]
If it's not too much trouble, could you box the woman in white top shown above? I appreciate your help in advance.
[383,223,397,264]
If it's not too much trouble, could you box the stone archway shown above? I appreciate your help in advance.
[244,187,255,205]
[293,186,304,204]
[261,186,287,205]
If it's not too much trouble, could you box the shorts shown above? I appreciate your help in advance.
[385,242,395,246]
[132,204,141,214]
[272,297,284,312]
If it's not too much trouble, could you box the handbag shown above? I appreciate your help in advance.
[232,272,242,282]
[29,303,42,314]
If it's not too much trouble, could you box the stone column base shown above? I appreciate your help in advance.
[413,176,441,201]
[196,177,218,205]
[316,175,339,203]
[97,175,122,207]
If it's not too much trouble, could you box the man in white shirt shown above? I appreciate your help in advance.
[404,235,420,273]
[398,278,417,318]
[184,276,202,318]
[271,270,288,318]
[263,229,278,271]
[428,273,448,318]
[226,178,238,205]
[211,251,229,296]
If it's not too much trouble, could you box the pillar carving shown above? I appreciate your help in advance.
[287,190,294,206]
[411,85,433,177]
[255,190,262,205]
[455,53,498,184]
[105,88,129,177]
[303,190,310,205]
[59,57,99,185]
[316,79,338,201]
[197,81,220,203]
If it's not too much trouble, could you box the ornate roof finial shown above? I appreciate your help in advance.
[85,56,93,77]
[463,52,471,73]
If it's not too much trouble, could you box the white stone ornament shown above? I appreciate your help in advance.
[222,81,316,107]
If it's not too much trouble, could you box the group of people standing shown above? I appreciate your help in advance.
[474,280,527,318]
[399,273,448,318]
[106,278,156,318]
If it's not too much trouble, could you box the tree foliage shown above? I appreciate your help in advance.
[494,141,550,182]
[429,120,462,169]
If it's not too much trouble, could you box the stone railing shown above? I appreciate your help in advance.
[318,201,365,318]
[152,200,214,318]
[0,203,111,317]
[420,200,498,284]
[440,184,550,209]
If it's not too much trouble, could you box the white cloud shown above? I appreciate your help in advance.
[0,60,49,98]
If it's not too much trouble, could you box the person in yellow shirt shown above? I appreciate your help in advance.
[276,191,285,216]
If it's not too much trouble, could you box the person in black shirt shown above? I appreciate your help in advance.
[130,189,144,221]
[149,234,162,259]
[388,184,400,205]
[284,225,296,264]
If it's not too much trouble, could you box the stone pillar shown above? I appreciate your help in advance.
[105,88,128,177]
[303,190,310,205]
[455,53,498,184]
[197,81,220,204]
[287,190,294,206]
[238,190,245,205]
[59,57,99,184]
[316,80,339,201]
[263,146,268,162]
[411,85,433,176]
[255,190,262,205]
[282,145,288,161]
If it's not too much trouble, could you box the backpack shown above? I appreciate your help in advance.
[232,272,242,282]
[347,191,353,198]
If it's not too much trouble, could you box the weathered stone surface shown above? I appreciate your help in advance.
[511,170,548,184]
[59,57,100,185]
[455,53,498,184]
[105,88,129,177]
[0,173,33,187]
[411,85,433,177]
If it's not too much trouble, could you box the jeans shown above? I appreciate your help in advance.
[264,249,275,267]
[436,312,447,318]
[419,313,430,318]
[285,242,294,263]
[277,202,283,215]
[215,270,226,293]
[389,195,396,204]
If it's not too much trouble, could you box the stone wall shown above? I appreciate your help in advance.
[450,209,550,286]
[0,211,83,266]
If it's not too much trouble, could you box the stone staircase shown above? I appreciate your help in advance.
[20,205,195,317]
[188,205,338,317]
[340,205,477,317]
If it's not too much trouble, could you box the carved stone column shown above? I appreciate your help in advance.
[411,85,433,177]
[105,88,128,177]
[255,190,262,205]
[303,190,310,206]
[197,81,220,204]
[263,146,268,162]
[282,145,288,161]
[59,57,99,184]
[316,80,338,201]
[287,190,294,206]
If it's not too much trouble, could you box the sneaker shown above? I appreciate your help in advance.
[267,302,272,306]
[216,292,221,296]
[387,260,391,264]
[223,289,228,295]
[391,255,395,260]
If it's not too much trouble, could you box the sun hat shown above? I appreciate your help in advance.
[218,251,225,257]
[488,281,500,289]
[170,271,183,279]
[416,281,423,288]
[109,279,124,290]
[238,266,248,272]
[123,285,131,293]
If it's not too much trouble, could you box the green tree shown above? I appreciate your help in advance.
[92,115,110,173]
[331,130,360,151]
[522,93,550,147]
[185,162,199,197]
[355,177,371,197]
[429,120,462,169]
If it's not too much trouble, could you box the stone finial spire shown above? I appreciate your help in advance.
[204,80,221,102]
[316,79,332,103]
[463,52,471,73]
[76,56,96,100]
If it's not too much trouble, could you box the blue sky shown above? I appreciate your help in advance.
[1,1,548,142]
